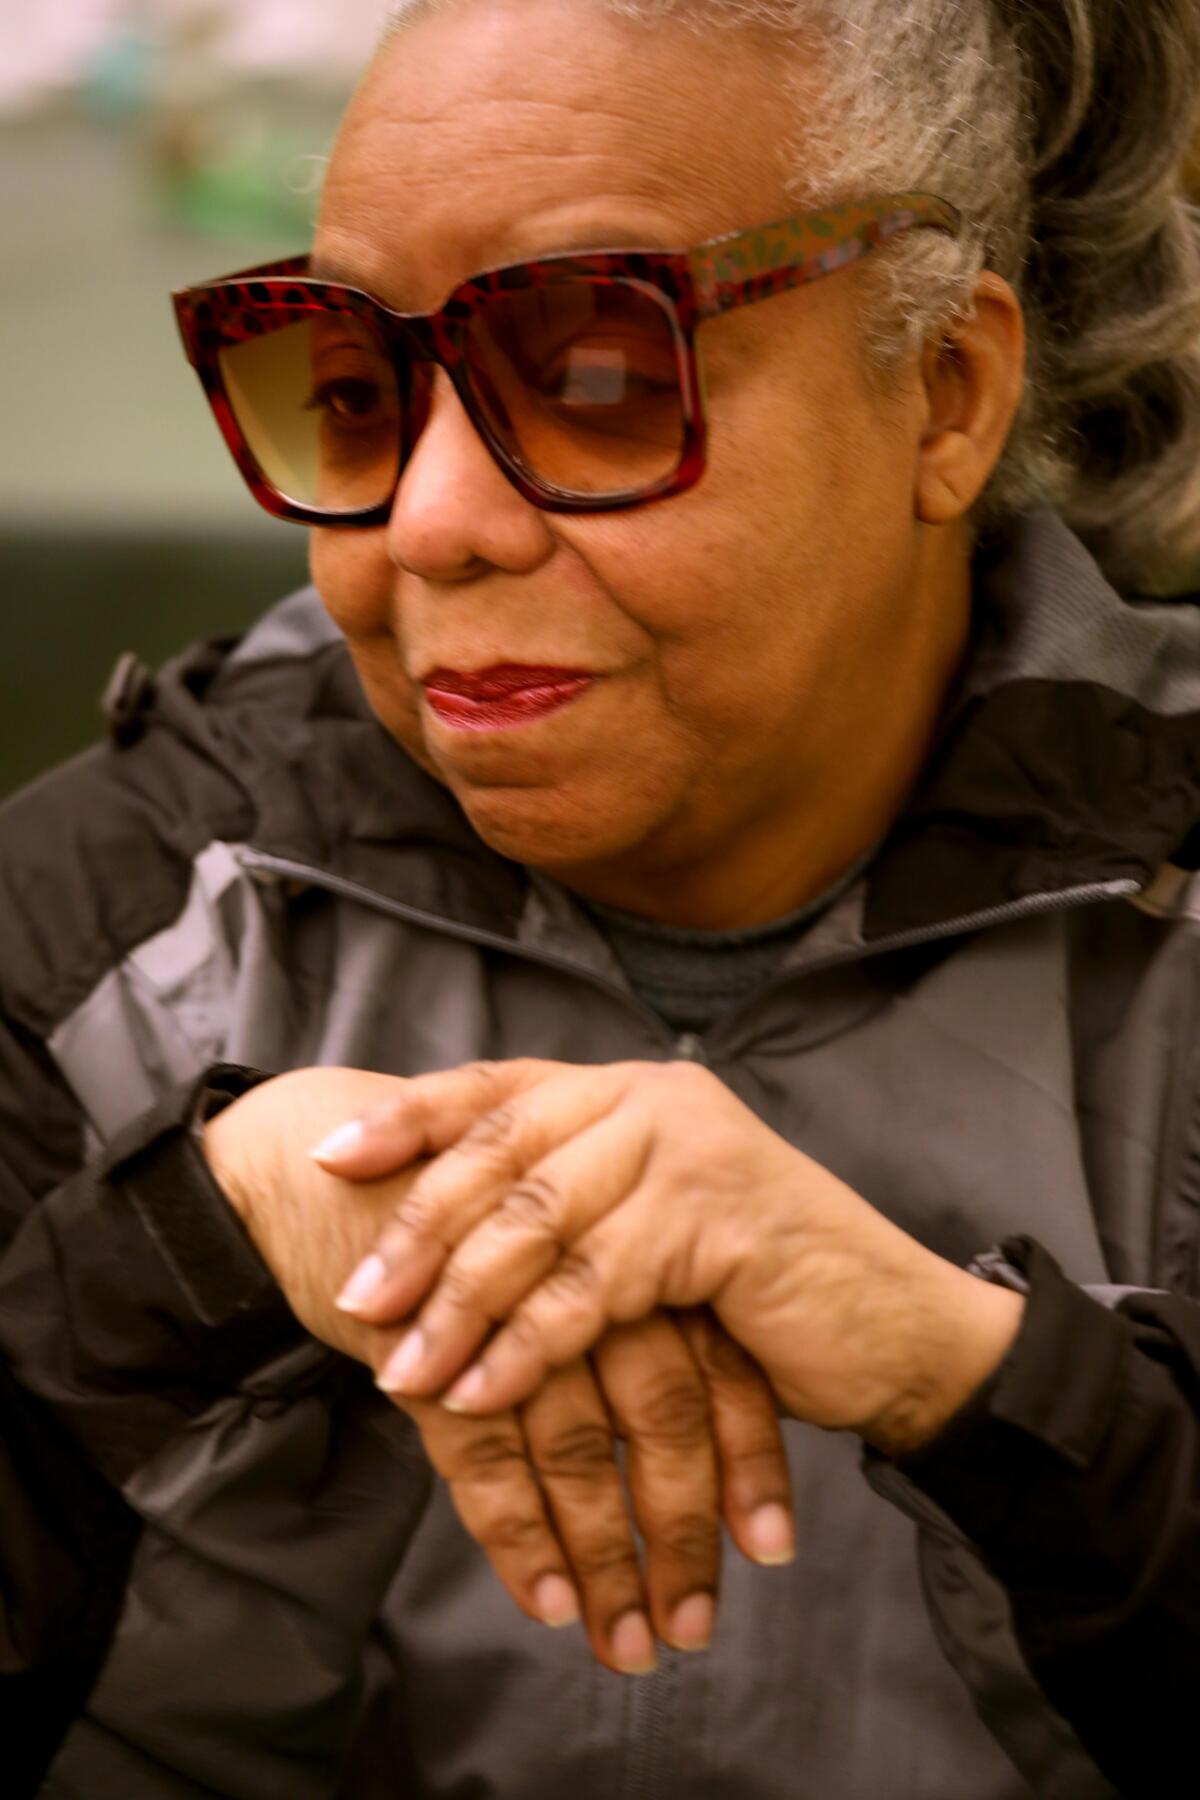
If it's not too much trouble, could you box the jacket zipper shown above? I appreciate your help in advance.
[621,1657,675,1800]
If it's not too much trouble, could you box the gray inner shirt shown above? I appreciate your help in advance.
[582,842,879,1036]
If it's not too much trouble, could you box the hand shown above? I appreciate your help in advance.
[317,1058,1025,1454]
[408,1308,795,1673]
[202,1069,795,1672]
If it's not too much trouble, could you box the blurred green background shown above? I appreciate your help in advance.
[0,2,389,799]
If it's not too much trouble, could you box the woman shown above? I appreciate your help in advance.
[2,0,1199,1794]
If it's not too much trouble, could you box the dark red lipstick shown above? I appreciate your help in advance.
[422,665,595,732]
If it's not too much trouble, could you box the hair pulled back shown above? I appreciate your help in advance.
[385,0,1200,594]
[985,0,1200,592]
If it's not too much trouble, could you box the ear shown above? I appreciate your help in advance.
[914,273,1026,526]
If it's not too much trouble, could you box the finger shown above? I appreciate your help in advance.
[346,1068,637,1330]
[593,1318,721,1654]
[437,1199,730,1415]
[677,1310,796,1569]
[400,1392,584,1637]
[521,1361,658,1676]
[311,1058,547,1177]
[374,1111,649,1396]
[331,1066,572,1320]
[435,1226,652,1415]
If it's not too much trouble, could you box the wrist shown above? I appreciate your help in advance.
[860,1257,1026,1458]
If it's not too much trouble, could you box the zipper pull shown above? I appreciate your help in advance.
[673,1032,708,1065]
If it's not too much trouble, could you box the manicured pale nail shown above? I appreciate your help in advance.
[336,1254,387,1313]
[442,1364,489,1413]
[309,1120,366,1162]
[610,1611,658,1675]
[667,1592,714,1652]
[535,1574,580,1628]
[747,1502,795,1567]
[376,1329,427,1394]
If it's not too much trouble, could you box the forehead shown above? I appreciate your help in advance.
[317,0,802,306]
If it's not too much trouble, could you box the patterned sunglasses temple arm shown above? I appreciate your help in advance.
[687,192,963,320]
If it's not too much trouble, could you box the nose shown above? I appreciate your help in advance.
[385,365,555,581]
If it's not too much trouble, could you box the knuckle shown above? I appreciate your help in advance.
[501,1175,562,1237]
[632,1375,712,1446]
[533,1421,618,1482]
[457,1429,527,1477]
[461,1059,506,1092]
[664,1058,719,1094]
[503,1308,549,1357]
[461,1100,523,1156]
[473,1508,550,1556]
[393,1182,444,1240]
[545,1251,601,1308]
[569,1536,641,1582]
[437,1260,491,1317]
[723,1437,788,1477]
[654,1510,721,1566]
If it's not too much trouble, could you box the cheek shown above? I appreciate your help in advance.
[308,529,434,765]
[588,371,915,768]
[308,527,393,639]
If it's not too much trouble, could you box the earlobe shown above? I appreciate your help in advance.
[913,274,1026,528]
[915,432,980,526]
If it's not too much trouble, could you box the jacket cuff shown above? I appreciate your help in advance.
[887,1238,1200,1798]
[97,1063,300,1385]
[893,1236,1131,1540]
[0,1064,308,1486]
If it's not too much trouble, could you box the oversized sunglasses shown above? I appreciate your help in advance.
[172,192,960,523]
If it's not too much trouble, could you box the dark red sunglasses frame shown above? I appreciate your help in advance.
[172,191,961,524]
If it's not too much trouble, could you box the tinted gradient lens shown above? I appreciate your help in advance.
[218,312,401,513]
[461,280,689,496]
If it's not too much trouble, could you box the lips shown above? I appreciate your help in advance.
[422,664,596,732]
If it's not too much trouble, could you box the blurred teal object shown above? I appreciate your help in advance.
[80,24,157,121]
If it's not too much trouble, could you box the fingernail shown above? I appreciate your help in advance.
[666,1592,714,1652]
[309,1120,365,1162]
[442,1363,489,1413]
[747,1502,795,1567]
[336,1254,387,1313]
[610,1610,657,1676]
[534,1574,579,1628]
[376,1328,427,1394]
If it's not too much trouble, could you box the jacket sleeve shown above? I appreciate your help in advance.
[0,1034,303,1789]
[894,1235,1200,1800]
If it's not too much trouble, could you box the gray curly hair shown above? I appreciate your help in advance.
[382,0,1200,595]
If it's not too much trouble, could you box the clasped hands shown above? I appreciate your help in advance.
[204,1059,1023,1676]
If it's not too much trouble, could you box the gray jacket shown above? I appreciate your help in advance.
[2,509,1199,1798]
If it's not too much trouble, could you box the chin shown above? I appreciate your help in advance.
[453,779,648,874]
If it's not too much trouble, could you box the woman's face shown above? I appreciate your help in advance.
[311,0,982,925]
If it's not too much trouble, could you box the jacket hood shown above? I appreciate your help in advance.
[862,510,1200,936]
